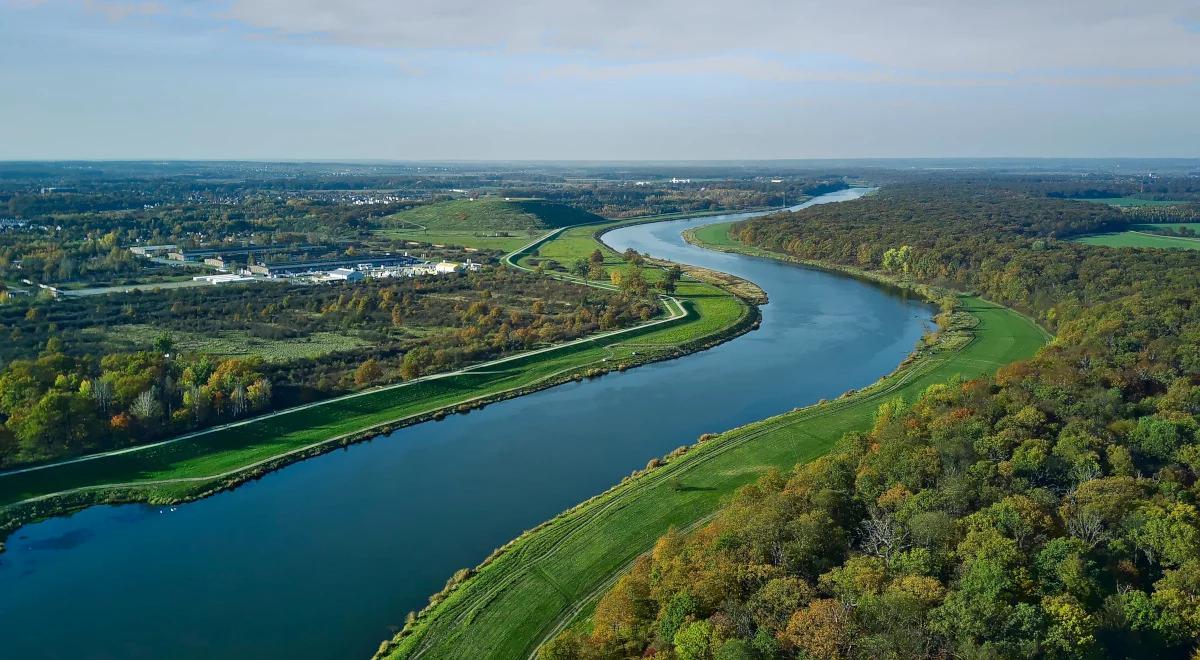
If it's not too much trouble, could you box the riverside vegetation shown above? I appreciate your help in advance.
[540,183,1200,659]
[0,206,763,547]
[374,188,1049,659]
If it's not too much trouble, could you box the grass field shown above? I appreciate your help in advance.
[386,199,603,232]
[96,325,370,362]
[1073,230,1200,250]
[380,231,1050,660]
[379,199,606,252]
[1071,196,1190,207]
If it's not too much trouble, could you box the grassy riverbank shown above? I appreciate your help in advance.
[0,227,758,540]
[376,224,1049,660]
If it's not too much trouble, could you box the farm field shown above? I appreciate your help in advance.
[381,293,1048,660]
[1073,230,1200,250]
[1071,196,1190,207]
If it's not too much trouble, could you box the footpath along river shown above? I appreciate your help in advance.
[0,188,932,659]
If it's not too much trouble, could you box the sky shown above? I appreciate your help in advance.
[1,0,1198,160]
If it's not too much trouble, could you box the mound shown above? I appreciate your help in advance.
[388,199,602,231]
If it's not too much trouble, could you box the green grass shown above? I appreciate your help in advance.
[374,228,535,252]
[688,221,741,248]
[386,199,603,232]
[1071,196,1189,207]
[383,294,1048,660]
[96,325,370,362]
[1129,222,1200,232]
[1073,231,1200,250]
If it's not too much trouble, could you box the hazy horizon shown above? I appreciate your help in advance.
[3,0,1198,160]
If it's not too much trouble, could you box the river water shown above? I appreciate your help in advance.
[0,188,931,659]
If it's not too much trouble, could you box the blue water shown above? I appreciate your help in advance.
[0,189,931,659]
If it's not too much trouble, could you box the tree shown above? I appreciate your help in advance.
[130,387,162,425]
[154,332,175,356]
[660,265,682,295]
[673,620,714,660]
[87,376,114,412]
[9,390,100,458]
[355,359,383,387]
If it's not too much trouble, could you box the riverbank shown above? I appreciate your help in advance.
[0,228,760,546]
[375,220,1047,660]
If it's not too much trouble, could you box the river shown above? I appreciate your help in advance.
[0,188,931,659]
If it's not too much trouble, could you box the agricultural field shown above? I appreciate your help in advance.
[1071,196,1189,207]
[1073,230,1200,250]
[381,295,1048,660]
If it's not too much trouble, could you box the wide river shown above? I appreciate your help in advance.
[0,188,931,659]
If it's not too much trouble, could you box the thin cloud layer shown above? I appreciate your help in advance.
[218,0,1200,75]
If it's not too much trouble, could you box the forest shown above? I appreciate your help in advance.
[545,183,1200,658]
[0,267,658,468]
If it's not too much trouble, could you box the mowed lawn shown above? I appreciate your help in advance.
[1073,231,1200,250]
[385,294,1048,660]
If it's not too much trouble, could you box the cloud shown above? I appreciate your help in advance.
[214,0,1200,76]
[539,55,1200,88]
[83,0,164,21]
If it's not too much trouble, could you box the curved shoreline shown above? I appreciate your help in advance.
[376,202,1048,659]
[0,217,766,549]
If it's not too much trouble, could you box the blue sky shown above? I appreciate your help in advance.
[2,0,1198,159]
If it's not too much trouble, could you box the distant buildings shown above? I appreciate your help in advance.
[129,244,177,256]
[193,274,255,285]
[321,268,365,283]
[249,255,421,277]
[163,245,325,263]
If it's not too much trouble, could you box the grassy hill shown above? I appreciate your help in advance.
[380,199,605,252]
[388,199,603,232]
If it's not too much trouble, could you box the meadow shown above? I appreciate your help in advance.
[386,198,603,232]
[98,325,371,362]
[1072,229,1200,250]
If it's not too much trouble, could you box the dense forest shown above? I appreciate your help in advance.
[0,268,658,467]
[546,184,1200,658]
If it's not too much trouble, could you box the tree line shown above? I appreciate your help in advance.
[0,267,658,467]
[544,181,1200,659]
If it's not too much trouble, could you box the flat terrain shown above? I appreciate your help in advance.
[381,230,1049,660]
[1071,196,1190,207]
[1073,229,1200,250]
[94,325,371,362]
